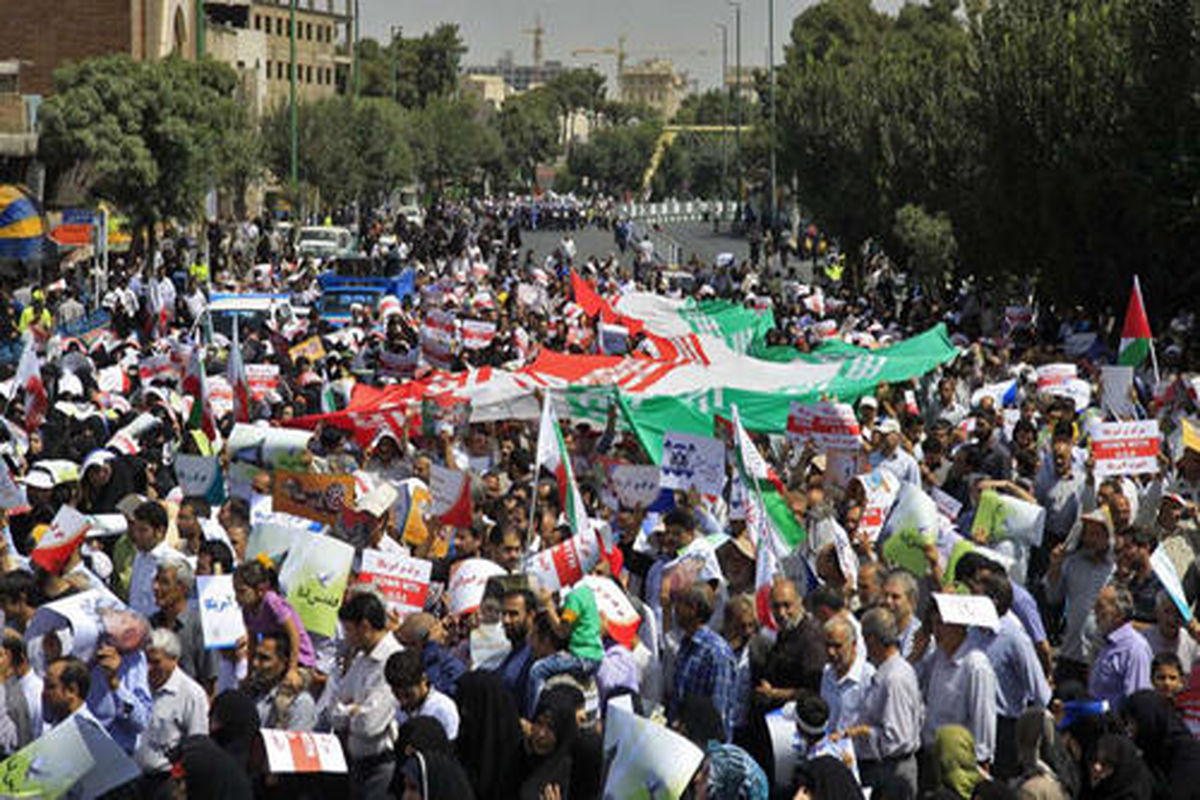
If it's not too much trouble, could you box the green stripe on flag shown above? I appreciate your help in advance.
[1117,337,1150,367]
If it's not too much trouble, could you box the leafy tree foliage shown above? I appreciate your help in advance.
[38,55,257,244]
[357,24,467,109]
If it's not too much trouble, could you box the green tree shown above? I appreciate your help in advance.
[892,203,957,297]
[356,24,467,109]
[496,87,561,188]
[409,96,501,193]
[38,55,254,251]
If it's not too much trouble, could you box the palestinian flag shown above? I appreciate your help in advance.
[11,338,47,432]
[730,404,806,626]
[180,342,217,441]
[228,315,251,423]
[536,394,589,537]
[1117,276,1153,368]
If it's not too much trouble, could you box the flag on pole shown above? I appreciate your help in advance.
[535,394,589,538]
[1118,276,1153,369]
[730,404,806,627]
[181,341,217,441]
[228,316,251,423]
[12,338,48,432]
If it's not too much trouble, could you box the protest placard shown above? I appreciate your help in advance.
[1101,366,1137,418]
[933,592,1001,631]
[196,574,246,650]
[278,533,354,638]
[1036,363,1077,390]
[660,431,725,495]
[32,506,92,574]
[579,575,640,647]
[447,558,507,616]
[930,485,963,521]
[137,355,174,384]
[208,375,234,418]
[1091,420,1162,478]
[429,464,471,527]
[420,396,471,438]
[607,464,662,509]
[525,533,601,593]
[970,489,1046,547]
[602,699,704,800]
[881,483,940,576]
[460,319,496,350]
[246,363,281,400]
[273,471,356,526]
[25,589,123,668]
[358,549,432,617]
[288,336,326,363]
[174,454,222,501]
[786,401,860,449]
[0,714,96,799]
[853,470,901,542]
[245,521,310,562]
[260,730,348,774]
[97,364,126,394]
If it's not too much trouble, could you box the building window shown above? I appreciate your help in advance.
[306,23,313,40]
[306,65,313,83]
[254,15,261,30]
[275,18,283,36]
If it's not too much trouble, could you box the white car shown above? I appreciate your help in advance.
[297,226,354,259]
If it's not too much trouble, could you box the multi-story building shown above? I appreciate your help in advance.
[0,0,201,97]
[466,52,565,93]
[619,58,686,121]
[232,0,352,107]
[461,73,510,111]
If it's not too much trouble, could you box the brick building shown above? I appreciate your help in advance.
[0,0,200,97]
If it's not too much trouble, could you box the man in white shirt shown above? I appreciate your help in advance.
[135,629,209,776]
[871,418,921,486]
[127,501,184,618]
[333,591,401,800]
[819,616,875,733]
[386,649,460,740]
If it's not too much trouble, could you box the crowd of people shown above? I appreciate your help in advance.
[0,195,1195,800]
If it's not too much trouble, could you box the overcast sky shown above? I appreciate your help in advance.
[359,0,907,94]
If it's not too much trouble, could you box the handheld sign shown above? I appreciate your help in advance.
[1151,544,1193,623]
[358,550,432,617]
[933,592,1000,631]
[196,575,246,650]
[260,730,348,774]
[1091,421,1162,478]
[660,431,725,495]
[278,533,354,638]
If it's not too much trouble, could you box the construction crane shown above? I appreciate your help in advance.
[523,16,546,68]
[570,37,711,80]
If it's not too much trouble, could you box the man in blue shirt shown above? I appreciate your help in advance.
[669,581,736,741]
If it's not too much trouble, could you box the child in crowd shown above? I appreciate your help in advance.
[234,559,316,692]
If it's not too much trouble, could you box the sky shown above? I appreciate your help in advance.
[359,0,906,95]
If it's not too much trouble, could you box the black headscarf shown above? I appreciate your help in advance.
[455,671,524,800]
[209,689,261,771]
[173,734,254,800]
[398,715,454,758]
[519,685,579,800]
[1091,734,1153,800]
[1121,690,1200,800]
[395,751,477,800]
[793,755,865,800]
[676,695,725,746]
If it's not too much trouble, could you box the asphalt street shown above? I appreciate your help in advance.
[521,221,749,270]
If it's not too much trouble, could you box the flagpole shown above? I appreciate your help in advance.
[528,392,548,550]
[1138,275,1162,386]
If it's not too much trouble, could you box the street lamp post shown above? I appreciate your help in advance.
[768,0,777,232]
[390,25,403,102]
[718,22,728,232]
[729,2,742,213]
[290,0,298,212]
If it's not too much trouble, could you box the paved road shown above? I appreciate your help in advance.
[521,221,750,270]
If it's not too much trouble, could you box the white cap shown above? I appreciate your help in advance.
[859,395,878,409]
[877,418,901,435]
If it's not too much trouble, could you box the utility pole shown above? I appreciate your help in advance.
[730,2,742,213]
[353,0,361,99]
[196,0,205,58]
[290,0,298,213]
[768,0,777,232]
[718,22,728,232]
[390,25,402,102]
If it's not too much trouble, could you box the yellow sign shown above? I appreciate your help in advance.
[289,336,326,363]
